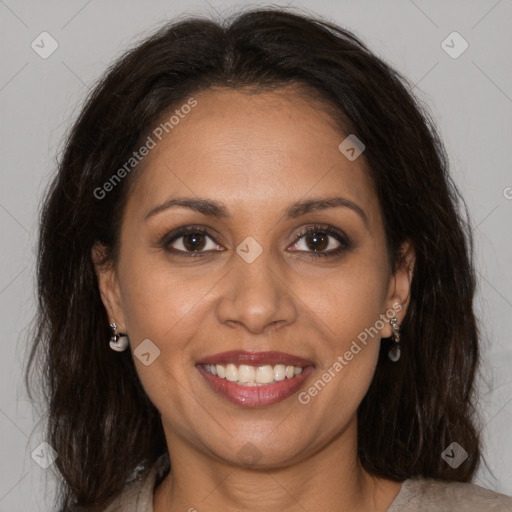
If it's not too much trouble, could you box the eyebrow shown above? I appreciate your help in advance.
[144,195,369,227]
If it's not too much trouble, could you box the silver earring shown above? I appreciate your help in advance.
[109,322,129,352]
[388,317,401,362]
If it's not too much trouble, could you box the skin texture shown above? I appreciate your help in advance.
[93,86,415,512]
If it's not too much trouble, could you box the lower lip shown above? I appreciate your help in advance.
[197,365,314,407]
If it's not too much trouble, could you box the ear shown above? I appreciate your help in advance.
[91,242,127,332]
[381,239,415,338]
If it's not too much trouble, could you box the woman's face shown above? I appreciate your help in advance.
[96,86,413,467]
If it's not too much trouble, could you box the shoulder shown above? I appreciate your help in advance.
[100,479,144,512]
[388,477,512,512]
[100,453,170,512]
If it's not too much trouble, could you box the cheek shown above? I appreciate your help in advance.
[116,250,221,411]
[293,252,389,347]
[116,252,211,424]
[304,277,383,401]
[296,286,384,438]
[118,249,206,343]
[293,253,388,415]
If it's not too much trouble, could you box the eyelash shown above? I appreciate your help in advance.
[160,224,350,258]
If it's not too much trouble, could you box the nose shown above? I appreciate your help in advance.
[215,248,298,335]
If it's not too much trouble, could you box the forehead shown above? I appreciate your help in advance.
[125,86,380,225]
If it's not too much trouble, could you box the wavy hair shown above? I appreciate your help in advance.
[25,7,480,511]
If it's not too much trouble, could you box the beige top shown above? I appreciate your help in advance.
[102,453,512,511]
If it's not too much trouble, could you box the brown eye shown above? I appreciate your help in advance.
[162,226,224,255]
[289,224,350,257]
[304,232,329,252]
[182,233,207,251]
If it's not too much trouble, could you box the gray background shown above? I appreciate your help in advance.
[1,0,511,509]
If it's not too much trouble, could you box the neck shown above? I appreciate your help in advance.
[153,417,401,512]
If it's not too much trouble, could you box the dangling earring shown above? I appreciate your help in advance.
[388,317,401,362]
[109,321,129,352]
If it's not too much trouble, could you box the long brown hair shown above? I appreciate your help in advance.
[25,7,480,510]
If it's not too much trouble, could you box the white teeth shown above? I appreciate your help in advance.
[225,363,238,382]
[255,365,274,384]
[274,364,286,381]
[202,363,306,386]
[238,364,255,383]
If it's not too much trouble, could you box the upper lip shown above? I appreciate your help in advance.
[196,350,314,367]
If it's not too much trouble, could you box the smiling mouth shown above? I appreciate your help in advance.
[195,350,315,407]
[196,363,314,407]
[195,349,315,385]
[200,362,306,386]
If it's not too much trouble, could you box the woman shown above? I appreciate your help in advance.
[26,7,512,512]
